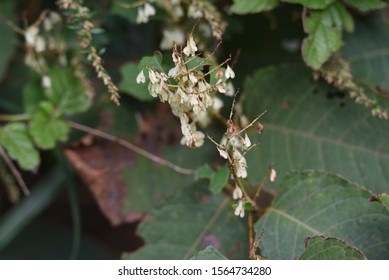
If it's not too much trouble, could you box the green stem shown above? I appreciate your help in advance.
[0,114,31,122]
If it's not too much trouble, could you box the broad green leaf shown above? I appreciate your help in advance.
[119,63,153,101]
[196,164,229,194]
[0,0,15,79]
[255,171,389,259]
[282,0,335,9]
[191,246,228,260]
[124,183,248,260]
[44,67,91,115]
[343,14,389,89]
[302,5,343,69]
[230,0,278,14]
[122,142,215,213]
[244,65,389,194]
[0,123,40,170]
[29,102,70,149]
[344,0,386,11]
[327,2,354,33]
[369,193,389,211]
[298,236,367,260]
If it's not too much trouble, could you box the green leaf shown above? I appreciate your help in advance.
[0,0,15,79]
[369,193,389,211]
[302,5,343,69]
[298,236,367,260]
[230,0,278,14]
[343,0,386,11]
[29,102,70,149]
[122,142,215,213]
[139,53,163,72]
[195,164,213,179]
[190,246,228,260]
[282,0,335,9]
[326,2,354,33]
[255,171,389,259]
[119,63,153,101]
[124,183,248,260]
[210,164,229,194]
[0,123,40,170]
[44,67,91,115]
[343,14,389,89]
[244,65,389,194]
[196,164,229,194]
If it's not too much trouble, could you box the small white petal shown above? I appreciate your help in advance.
[136,7,147,24]
[234,200,245,218]
[217,147,228,159]
[243,133,251,149]
[136,70,146,84]
[183,36,198,57]
[148,69,158,84]
[270,168,277,182]
[232,185,243,200]
[143,3,156,17]
[42,75,51,88]
[225,64,235,79]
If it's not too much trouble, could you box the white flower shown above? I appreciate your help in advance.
[270,168,277,182]
[216,80,226,93]
[188,4,203,18]
[160,28,185,50]
[143,3,156,17]
[148,69,159,84]
[225,65,235,79]
[217,147,228,159]
[242,133,251,149]
[136,70,146,83]
[25,26,39,45]
[188,73,198,84]
[168,65,180,77]
[136,7,148,24]
[183,36,198,57]
[35,36,46,52]
[233,150,247,178]
[41,75,51,88]
[234,200,245,218]
[232,185,243,200]
[212,97,223,111]
[225,81,235,97]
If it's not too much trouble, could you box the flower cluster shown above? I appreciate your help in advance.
[136,2,156,24]
[23,11,67,89]
[211,107,265,218]
[137,35,235,148]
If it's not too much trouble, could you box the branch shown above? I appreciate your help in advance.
[0,146,30,196]
[68,121,195,176]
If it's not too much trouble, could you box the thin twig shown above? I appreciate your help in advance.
[0,146,30,196]
[68,121,195,176]
[253,164,272,202]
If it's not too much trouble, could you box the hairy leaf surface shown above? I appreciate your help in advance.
[0,123,40,170]
[255,171,389,259]
[244,65,389,193]
[298,236,367,260]
[124,183,248,259]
